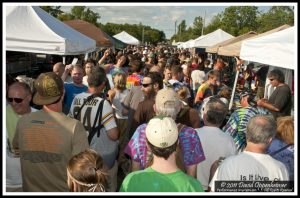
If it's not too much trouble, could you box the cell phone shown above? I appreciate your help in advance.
[71,58,78,66]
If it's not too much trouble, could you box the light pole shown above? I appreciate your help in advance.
[201,10,206,36]
[142,27,144,45]
[179,25,181,42]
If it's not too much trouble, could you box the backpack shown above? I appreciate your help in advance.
[74,94,118,169]
[269,144,293,156]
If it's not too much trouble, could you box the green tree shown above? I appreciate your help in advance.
[81,8,100,24]
[170,5,294,42]
[172,20,188,42]
[100,23,166,45]
[40,6,63,18]
[193,16,204,36]
[178,20,187,34]
[66,6,100,25]
[220,6,259,36]
[204,14,222,35]
[257,6,294,33]
[71,6,85,19]
[57,13,74,21]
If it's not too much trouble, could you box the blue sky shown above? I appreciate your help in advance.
[57,3,277,39]
[6,2,295,39]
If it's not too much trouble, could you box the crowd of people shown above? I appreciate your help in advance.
[6,45,294,193]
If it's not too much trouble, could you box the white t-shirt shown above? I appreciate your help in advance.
[82,75,88,87]
[106,74,114,89]
[112,89,129,119]
[191,70,206,91]
[196,126,237,190]
[68,92,117,132]
[6,130,22,188]
[209,151,289,191]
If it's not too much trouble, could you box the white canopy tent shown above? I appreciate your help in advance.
[218,24,290,57]
[206,31,257,54]
[228,26,294,110]
[113,31,140,45]
[192,29,234,48]
[172,40,183,47]
[240,26,295,70]
[178,39,195,49]
[6,6,96,55]
[177,36,206,49]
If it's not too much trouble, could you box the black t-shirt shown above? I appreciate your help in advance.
[268,84,292,119]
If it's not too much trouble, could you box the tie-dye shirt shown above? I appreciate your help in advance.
[195,82,212,102]
[222,106,269,152]
[126,73,143,89]
[124,123,206,169]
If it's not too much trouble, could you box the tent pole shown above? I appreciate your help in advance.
[228,66,240,111]
[84,53,88,61]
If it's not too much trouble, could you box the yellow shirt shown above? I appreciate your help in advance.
[6,105,20,148]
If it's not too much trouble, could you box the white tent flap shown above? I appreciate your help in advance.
[6,6,96,55]
[192,29,234,48]
[240,26,294,69]
[113,31,140,45]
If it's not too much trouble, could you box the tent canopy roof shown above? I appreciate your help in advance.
[64,19,113,47]
[192,29,234,48]
[206,31,257,53]
[113,31,140,45]
[217,24,290,57]
[63,19,127,49]
[6,6,96,55]
[240,26,294,69]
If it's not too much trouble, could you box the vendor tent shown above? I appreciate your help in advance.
[177,36,206,49]
[64,19,127,49]
[113,31,140,45]
[64,19,113,47]
[110,36,127,49]
[6,6,96,55]
[192,29,234,48]
[218,24,290,57]
[206,31,257,53]
[240,26,295,69]
[178,39,195,49]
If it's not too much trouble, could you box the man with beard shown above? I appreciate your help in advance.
[129,72,163,137]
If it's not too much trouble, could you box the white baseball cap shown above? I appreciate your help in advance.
[146,116,178,148]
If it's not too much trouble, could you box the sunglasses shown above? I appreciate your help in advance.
[142,83,152,88]
[8,97,25,103]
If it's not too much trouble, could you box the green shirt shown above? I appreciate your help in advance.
[6,105,20,148]
[120,167,204,192]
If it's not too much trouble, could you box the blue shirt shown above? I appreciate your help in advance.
[266,138,294,181]
[63,83,87,114]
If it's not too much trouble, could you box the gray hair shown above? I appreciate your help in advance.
[203,97,227,126]
[15,75,34,94]
[246,115,276,144]
[155,101,182,120]
[10,80,32,96]
[268,69,285,83]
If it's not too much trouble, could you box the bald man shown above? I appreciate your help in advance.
[53,62,65,78]
[6,82,37,192]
